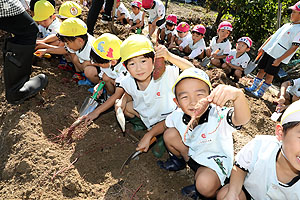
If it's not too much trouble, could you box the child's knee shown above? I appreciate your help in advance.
[195,171,220,198]
[163,128,179,143]
[234,70,242,78]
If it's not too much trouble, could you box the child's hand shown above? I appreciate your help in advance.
[35,43,48,50]
[207,85,243,107]
[223,193,239,200]
[93,83,104,99]
[34,49,47,58]
[178,46,183,51]
[136,133,153,152]
[277,95,286,105]
[154,45,170,60]
[168,44,175,49]
[272,59,281,67]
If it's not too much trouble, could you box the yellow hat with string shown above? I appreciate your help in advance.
[92,33,122,60]
[58,18,87,36]
[172,67,212,94]
[120,34,154,62]
[33,0,55,21]
[58,1,82,19]
[281,100,300,125]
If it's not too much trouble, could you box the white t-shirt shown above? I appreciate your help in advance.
[287,78,300,97]
[186,38,206,59]
[165,105,237,185]
[262,23,300,64]
[226,50,250,69]
[99,62,128,83]
[145,0,165,23]
[158,23,177,39]
[177,32,192,48]
[38,17,61,38]
[119,65,179,128]
[114,3,130,19]
[209,36,232,55]
[129,11,143,24]
[236,135,300,200]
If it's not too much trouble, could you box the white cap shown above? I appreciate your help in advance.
[281,100,300,125]
[172,68,212,94]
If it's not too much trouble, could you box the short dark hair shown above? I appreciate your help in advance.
[282,121,300,134]
[90,49,110,64]
[123,51,155,67]
[191,31,203,36]
[57,33,88,43]
[166,22,175,27]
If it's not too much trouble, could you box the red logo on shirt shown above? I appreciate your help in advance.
[287,32,290,34]
[157,92,160,96]
[201,133,206,138]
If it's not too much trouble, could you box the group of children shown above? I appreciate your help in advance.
[23,0,300,199]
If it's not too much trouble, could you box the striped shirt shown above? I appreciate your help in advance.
[0,0,25,18]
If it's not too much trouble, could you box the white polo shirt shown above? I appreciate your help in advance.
[166,105,237,185]
[209,36,232,55]
[262,23,300,64]
[226,50,250,69]
[114,3,130,19]
[119,65,179,128]
[287,78,300,97]
[145,0,165,23]
[99,62,128,83]
[129,11,143,24]
[177,32,192,48]
[159,23,177,36]
[186,38,206,59]
[38,17,61,38]
[236,135,300,200]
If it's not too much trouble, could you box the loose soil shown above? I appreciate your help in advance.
[0,1,279,199]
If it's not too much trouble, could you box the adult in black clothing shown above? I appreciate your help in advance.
[0,0,48,104]
[87,0,114,35]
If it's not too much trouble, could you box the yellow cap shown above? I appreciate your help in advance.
[281,100,300,125]
[172,67,212,94]
[92,33,122,60]
[58,18,87,36]
[33,0,55,21]
[58,1,82,18]
[120,34,154,62]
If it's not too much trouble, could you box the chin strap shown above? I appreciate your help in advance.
[281,147,289,162]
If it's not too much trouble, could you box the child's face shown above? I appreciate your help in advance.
[174,78,210,117]
[37,16,55,28]
[217,29,230,39]
[131,6,140,15]
[166,24,175,31]
[192,32,203,43]
[65,38,84,51]
[116,2,121,8]
[279,123,300,171]
[177,31,188,38]
[290,10,300,23]
[126,55,153,81]
[236,42,249,53]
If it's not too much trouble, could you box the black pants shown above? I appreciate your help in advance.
[87,0,114,35]
[0,11,38,45]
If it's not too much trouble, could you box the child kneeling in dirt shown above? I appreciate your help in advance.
[156,14,177,47]
[217,100,300,200]
[222,37,251,83]
[157,68,250,199]
[115,34,194,152]
[82,33,128,123]
[129,1,144,33]
[169,22,192,52]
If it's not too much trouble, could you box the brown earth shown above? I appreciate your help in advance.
[0,1,278,199]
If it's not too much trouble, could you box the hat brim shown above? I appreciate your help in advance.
[172,75,212,94]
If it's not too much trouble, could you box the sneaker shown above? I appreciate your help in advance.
[72,72,85,82]
[78,79,95,87]
[181,185,198,200]
[101,14,112,24]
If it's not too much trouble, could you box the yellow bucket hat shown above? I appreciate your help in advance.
[58,18,87,36]
[120,34,154,62]
[33,0,55,21]
[58,1,82,19]
[92,33,122,60]
[172,67,212,94]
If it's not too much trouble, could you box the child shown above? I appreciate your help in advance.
[245,1,300,98]
[157,67,251,199]
[217,100,300,200]
[33,0,61,47]
[114,0,130,25]
[275,77,300,112]
[128,0,144,33]
[156,14,177,46]
[142,0,166,38]
[82,33,128,123]
[169,22,192,50]
[222,37,251,83]
[58,1,82,19]
[207,21,232,67]
[180,24,206,60]
[115,34,194,152]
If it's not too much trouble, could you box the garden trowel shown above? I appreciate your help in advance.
[79,81,105,117]
[120,137,157,173]
[244,51,263,75]
[200,49,220,67]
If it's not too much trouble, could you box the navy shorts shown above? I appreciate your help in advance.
[149,17,166,27]
[257,52,283,76]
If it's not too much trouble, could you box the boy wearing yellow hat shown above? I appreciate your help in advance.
[114,34,194,151]
[157,67,250,199]
[58,1,82,20]
[82,33,128,124]
[217,100,300,200]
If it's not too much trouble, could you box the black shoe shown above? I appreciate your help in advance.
[101,14,112,24]
[157,154,186,171]
[181,185,198,200]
